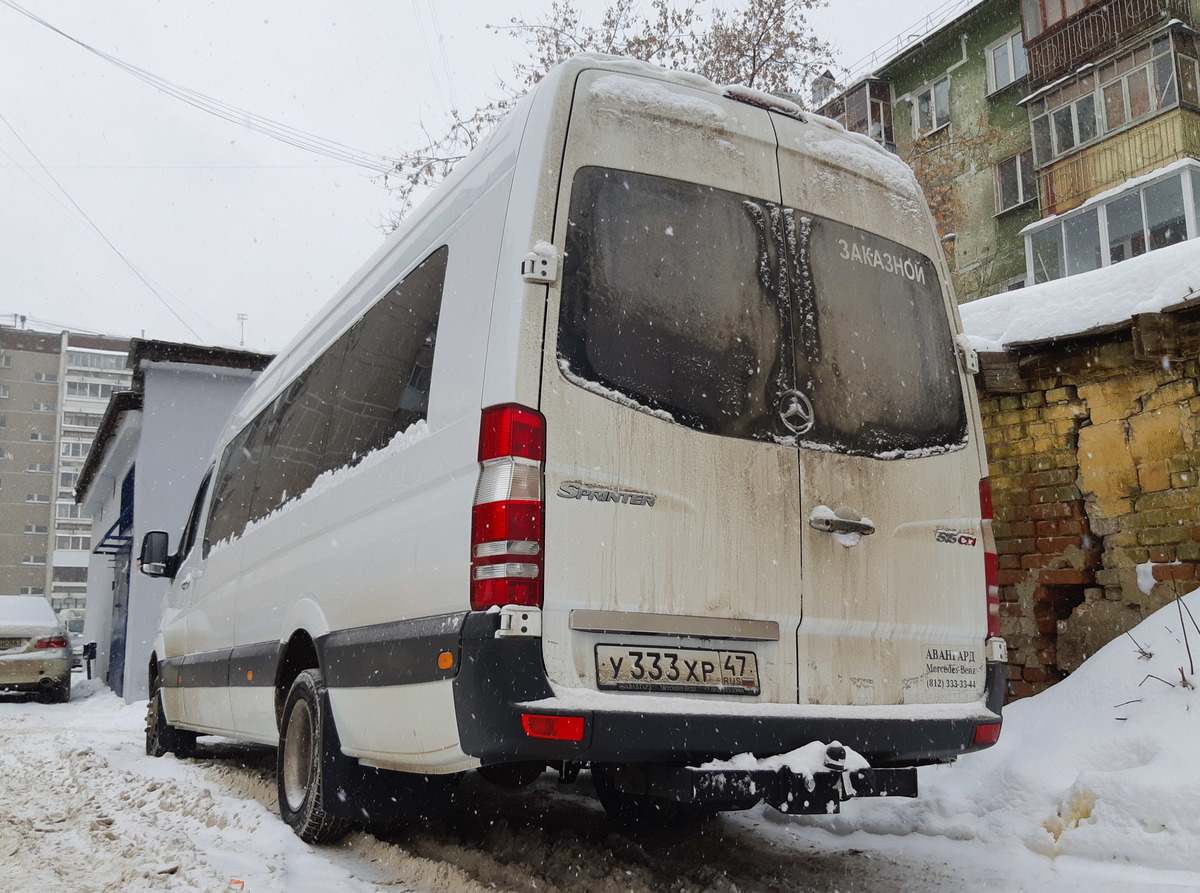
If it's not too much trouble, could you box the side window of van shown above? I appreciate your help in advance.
[177,469,212,562]
[203,421,261,556]
[200,245,450,553]
[320,245,448,473]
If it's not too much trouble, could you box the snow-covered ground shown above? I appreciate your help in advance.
[3,590,1198,892]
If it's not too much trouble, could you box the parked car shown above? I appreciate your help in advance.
[139,55,1005,842]
[0,596,72,703]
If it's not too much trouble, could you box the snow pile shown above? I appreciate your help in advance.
[786,588,1200,871]
[704,740,870,776]
[960,237,1200,351]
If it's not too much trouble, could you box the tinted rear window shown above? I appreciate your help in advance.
[558,167,966,457]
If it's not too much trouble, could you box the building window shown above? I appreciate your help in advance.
[55,535,91,550]
[1,355,11,367]
[1030,37,1178,166]
[820,81,895,150]
[21,555,47,565]
[66,381,117,399]
[26,493,51,503]
[24,524,49,534]
[997,149,1037,212]
[915,76,951,135]
[33,372,58,383]
[0,415,5,427]
[30,432,54,442]
[60,441,91,458]
[62,412,104,429]
[988,31,1029,93]
[56,503,87,519]
[27,463,53,473]
[0,385,8,398]
[66,350,125,370]
[18,587,46,595]
[1021,0,1103,41]
[32,402,57,413]
[1025,166,1198,282]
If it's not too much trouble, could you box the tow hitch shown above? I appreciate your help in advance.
[605,745,918,815]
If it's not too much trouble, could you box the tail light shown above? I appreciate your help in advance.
[980,477,1001,639]
[34,635,69,649]
[973,722,1002,748]
[471,404,546,610]
[521,713,585,741]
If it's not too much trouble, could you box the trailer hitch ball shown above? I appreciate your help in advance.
[823,744,847,772]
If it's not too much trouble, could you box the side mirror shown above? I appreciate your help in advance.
[138,531,175,578]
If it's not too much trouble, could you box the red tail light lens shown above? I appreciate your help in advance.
[479,404,545,462]
[34,635,69,649]
[981,477,1001,639]
[521,713,585,741]
[471,405,546,610]
[973,722,1002,747]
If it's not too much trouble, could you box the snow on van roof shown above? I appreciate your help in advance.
[960,237,1200,352]
[587,73,729,127]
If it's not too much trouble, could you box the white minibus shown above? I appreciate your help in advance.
[139,55,1006,841]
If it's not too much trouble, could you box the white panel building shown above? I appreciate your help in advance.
[76,339,271,700]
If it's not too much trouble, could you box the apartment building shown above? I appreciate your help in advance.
[0,324,130,629]
[816,0,1200,297]
[1019,0,1200,283]
[816,0,1037,302]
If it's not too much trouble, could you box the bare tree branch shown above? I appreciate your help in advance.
[379,0,834,229]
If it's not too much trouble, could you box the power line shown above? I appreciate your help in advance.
[0,109,206,341]
[0,0,402,174]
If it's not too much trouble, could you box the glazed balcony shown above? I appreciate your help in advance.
[1037,107,1200,215]
[1026,0,1192,86]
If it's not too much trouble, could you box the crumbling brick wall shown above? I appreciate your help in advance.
[978,357,1200,700]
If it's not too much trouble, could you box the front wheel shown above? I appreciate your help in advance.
[146,678,196,757]
[277,669,350,844]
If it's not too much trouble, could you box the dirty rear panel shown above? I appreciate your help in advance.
[536,67,988,720]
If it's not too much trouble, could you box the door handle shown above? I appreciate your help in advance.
[809,507,875,536]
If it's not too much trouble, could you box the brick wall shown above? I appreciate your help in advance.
[978,357,1200,700]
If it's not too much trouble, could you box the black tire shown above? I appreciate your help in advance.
[277,669,351,844]
[53,677,71,703]
[146,679,197,758]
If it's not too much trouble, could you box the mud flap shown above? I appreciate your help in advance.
[625,763,918,815]
[317,688,454,826]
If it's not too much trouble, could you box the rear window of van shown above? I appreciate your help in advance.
[558,166,967,458]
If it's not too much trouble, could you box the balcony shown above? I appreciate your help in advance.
[1037,108,1200,215]
[1027,0,1192,86]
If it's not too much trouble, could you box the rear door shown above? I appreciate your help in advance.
[538,70,803,705]
[772,118,987,708]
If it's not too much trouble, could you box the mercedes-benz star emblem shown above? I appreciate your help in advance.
[778,389,815,435]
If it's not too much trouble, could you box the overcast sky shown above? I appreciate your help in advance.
[0,0,974,353]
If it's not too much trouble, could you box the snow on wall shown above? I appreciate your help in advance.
[960,237,1200,351]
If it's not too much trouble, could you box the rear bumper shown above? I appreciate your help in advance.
[452,611,1004,768]
[0,652,72,691]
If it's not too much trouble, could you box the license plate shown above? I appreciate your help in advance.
[595,645,760,695]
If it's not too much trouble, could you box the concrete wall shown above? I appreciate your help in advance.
[980,354,1200,698]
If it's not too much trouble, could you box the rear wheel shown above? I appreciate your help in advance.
[52,677,71,703]
[593,765,691,830]
[277,669,350,844]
